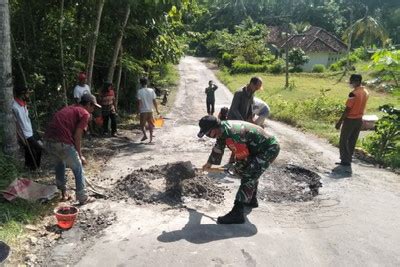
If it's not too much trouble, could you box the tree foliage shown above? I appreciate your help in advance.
[288,48,309,70]
[370,49,400,87]
[8,0,188,122]
[362,105,400,168]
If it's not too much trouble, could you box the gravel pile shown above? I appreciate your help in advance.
[112,161,226,204]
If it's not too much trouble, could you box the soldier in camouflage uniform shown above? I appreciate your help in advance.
[198,115,280,224]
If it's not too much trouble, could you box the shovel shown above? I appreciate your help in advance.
[195,166,226,173]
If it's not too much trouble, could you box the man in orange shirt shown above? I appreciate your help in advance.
[335,74,369,167]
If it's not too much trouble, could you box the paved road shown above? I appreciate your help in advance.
[48,56,400,267]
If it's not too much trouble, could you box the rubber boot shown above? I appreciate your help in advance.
[217,201,245,224]
[244,191,259,208]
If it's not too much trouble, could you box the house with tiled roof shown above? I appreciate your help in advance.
[267,26,348,71]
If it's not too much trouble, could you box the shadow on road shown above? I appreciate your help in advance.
[157,208,257,244]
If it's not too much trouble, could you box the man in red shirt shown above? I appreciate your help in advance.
[335,74,369,169]
[44,94,101,204]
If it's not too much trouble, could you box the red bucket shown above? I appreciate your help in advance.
[54,206,79,230]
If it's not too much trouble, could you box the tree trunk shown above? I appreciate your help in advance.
[106,4,130,83]
[59,0,68,106]
[115,45,123,111]
[0,0,18,156]
[86,0,105,88]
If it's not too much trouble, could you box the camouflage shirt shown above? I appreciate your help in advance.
[208,120,278,165]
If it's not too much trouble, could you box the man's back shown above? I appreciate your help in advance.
[137,87,156,113]
[45,105,90,145]
[227,87,253,121]
[74,84,91,102]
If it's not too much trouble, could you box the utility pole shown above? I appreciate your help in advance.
[285,23,290,88]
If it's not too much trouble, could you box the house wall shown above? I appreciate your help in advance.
[302,52,344,72]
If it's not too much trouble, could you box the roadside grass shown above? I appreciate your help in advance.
[0,199,53,243]
[216,70,399,145]
[0,153,53,245]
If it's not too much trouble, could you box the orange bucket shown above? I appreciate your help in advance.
[153,117,164,128]
[54,206,79,229]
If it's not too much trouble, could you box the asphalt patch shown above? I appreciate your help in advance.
[76,208,117,240]
[112,161,226,205]
[260,164,322,203]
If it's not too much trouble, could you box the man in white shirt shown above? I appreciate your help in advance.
[137,77,159,143]
[73,72,91,103]
[12,87,42,170]
[252,97,270,127]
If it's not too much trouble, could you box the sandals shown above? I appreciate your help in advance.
[78,196,96,205]
[60,191,72,201]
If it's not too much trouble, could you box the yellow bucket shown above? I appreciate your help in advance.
[153,117,164,128]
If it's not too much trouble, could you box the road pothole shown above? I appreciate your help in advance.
[259,164,322,203]
[112,161,226,205]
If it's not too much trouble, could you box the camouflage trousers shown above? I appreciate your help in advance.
[234,144,280,203]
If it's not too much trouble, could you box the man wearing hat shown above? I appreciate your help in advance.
[12,87,42,170]
[44,94,100,204]
[198,115,280,224]
[73,72,91,103]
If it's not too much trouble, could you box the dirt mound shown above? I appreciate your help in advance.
[259,164,322,203]
[112,161,226,205]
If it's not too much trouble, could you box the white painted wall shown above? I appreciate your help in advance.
[302,52,344,72]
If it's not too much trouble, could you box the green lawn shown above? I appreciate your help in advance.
[217,70,399,144]
[218,71,398,114]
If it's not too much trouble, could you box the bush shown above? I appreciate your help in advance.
[329,62,341,71]
[221,52,234,67]
[352,47,371,61]
[361,105,400,168]
[312,64,325,73]
[289,66,303,73]
[329,54,360,71]
[268,59,285,74]
[288,48,309,68]
[230,62,268,74]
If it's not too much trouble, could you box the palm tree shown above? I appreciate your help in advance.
[0,0,18,156]
[289,22,311,34]
[342,15,388,48]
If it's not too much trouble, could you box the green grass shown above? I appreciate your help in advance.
[216,70,400,144]
[0,200,53,243]
[0,152,54,244]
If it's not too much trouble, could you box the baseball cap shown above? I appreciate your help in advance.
[78,72,87,81]
[197,115,220,138]
[80,93,101,108]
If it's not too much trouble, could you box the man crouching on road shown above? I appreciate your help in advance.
[44,94,100,205]
[198,115,280,224]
